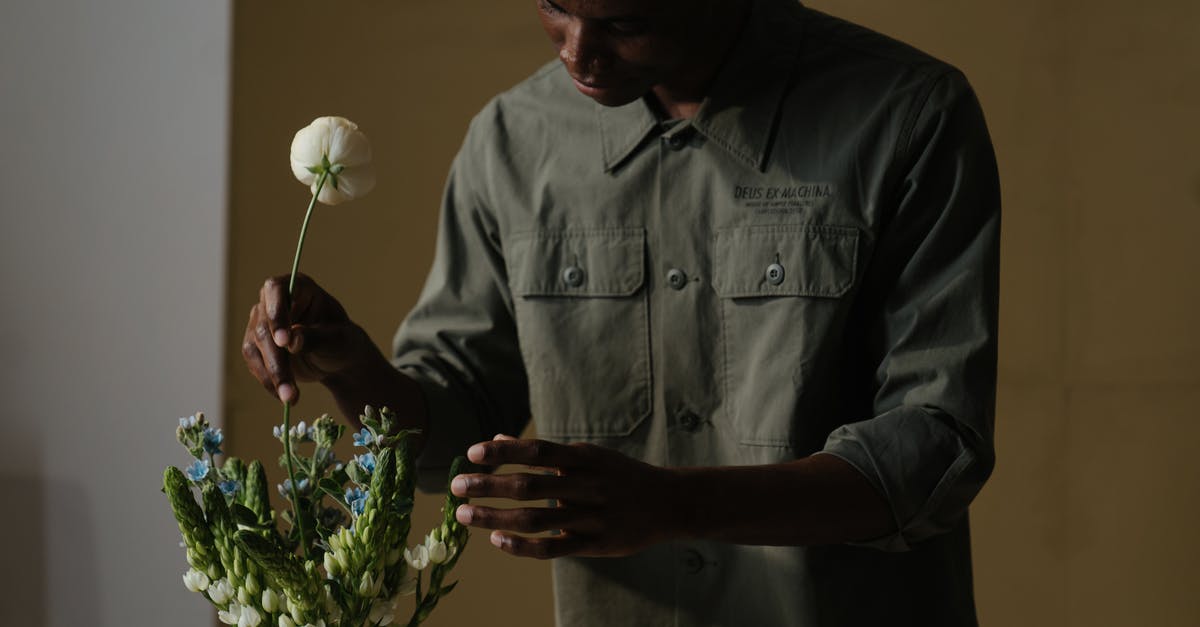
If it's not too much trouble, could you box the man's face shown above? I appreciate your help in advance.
[535,0,697,107]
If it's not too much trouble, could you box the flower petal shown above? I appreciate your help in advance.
[326,117,371,168]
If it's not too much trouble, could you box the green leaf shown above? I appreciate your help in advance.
[230,503,258,528]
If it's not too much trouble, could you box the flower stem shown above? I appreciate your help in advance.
[288,170,329,293]
[282,168,330,561]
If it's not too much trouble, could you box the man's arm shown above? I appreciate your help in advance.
[452,438,892,558]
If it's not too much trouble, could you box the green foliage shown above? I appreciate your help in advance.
[163,406,468,626]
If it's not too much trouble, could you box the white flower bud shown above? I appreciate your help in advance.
[425,533,449,565]
[358,571,375,596]
[245,573,261,596]
[262,588,282,614]
[323,551,339,577]
[278,616,295,627]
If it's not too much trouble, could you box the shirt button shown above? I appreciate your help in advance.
[682,549,704,574]
[562,266,585,288]
[766,262,785,286]
[679,410,701,432]
[666,268,688,290]
[667,134,688,150]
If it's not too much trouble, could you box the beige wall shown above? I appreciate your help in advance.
[226,2,1200,625]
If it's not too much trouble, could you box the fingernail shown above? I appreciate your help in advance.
[490,531,504,548]
[273,329,288,348]
[278,383,296,404]
[467,444,486,463]
[456,504,472,524]
[451,476,467,496]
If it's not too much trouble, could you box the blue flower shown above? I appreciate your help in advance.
[352,428,375,448]
[218,480,241,496]
[354,453,376,474]
[344,487,368,516]
[272,424,285,440]
[277,478,312,499]
[179,415,198,429]
[202,428,224,455]
[185,459,210,482]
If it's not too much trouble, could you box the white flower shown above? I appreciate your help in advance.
[218,603,242,625]
[395,573,418,597]
[404,544,430,571]
[218,603,262,627]
[368,597,396,626]
[289,116,375,205]
[239,605,263,627]
[209,578,236,605]
[182,568,210,592]
[280,619,325,627]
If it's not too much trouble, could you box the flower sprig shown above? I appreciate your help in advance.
[165,406,470,627]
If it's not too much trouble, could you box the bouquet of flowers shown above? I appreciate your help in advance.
[163,117,469,627]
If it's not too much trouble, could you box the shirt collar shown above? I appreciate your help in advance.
[598,0,805,173]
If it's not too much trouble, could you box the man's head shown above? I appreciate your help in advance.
[535,0,745,108]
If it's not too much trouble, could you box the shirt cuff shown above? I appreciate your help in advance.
[817,406,982,552]
[395,363,487,493]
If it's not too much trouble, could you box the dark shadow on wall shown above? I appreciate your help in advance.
[0,466,46,625]
[0,469,100,626]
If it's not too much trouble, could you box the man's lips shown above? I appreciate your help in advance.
[571,75,617,92]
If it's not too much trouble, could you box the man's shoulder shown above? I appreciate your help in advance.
[796,6,964,85]
[465,60,589,143]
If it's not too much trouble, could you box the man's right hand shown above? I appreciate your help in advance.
[241,273,373,405]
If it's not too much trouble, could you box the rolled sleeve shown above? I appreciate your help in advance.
[821,69,1001,551]
[392,109,531,490]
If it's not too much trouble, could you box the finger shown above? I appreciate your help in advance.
[252,302,298,404]
[487,433,558,474]
[450,472,599,503]
[466,438,599,469]
[490,530,588,560]
[242,310,280,400]
[287,322,350,356]
[458,504,596,534]
[260,276,291,348]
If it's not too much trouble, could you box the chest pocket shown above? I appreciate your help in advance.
[506,228,651,440]
[712,224,860,449]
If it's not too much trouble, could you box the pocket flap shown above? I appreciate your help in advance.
[508,228,646,297]
[712,224,859,298]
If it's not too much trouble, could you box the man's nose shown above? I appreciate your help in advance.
[559,19,610,77]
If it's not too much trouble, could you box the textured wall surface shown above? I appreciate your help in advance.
[226,1,1200,626]
[0,1,230,625]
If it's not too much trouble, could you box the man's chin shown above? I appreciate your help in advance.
[571,77,644,108]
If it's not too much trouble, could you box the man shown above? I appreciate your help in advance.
[243,0,1000,624]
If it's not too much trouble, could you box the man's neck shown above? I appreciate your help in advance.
[648,0,752,120]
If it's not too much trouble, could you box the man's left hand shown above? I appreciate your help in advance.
[451,434,683,559]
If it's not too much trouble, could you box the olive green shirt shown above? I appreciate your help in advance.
[393,1,1000,625]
